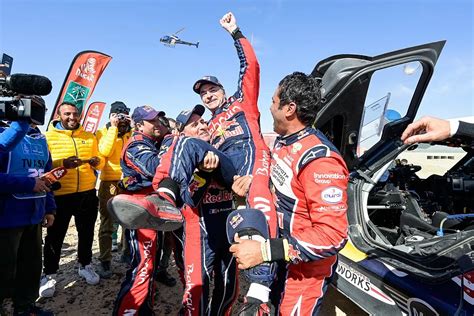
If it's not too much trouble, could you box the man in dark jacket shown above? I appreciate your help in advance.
[0,119,56,316]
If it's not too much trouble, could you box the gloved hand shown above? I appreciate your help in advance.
[88,156,100,167]
[63,156,82,169]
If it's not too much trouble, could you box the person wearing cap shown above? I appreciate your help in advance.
[230,72,349,316]
[112,105,173,316]
[95,101,132,279]
[173,104,238,315]
[192,12,277,314]
[40,101,104,298]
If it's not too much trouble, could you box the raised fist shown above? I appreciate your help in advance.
[220,12,238,34]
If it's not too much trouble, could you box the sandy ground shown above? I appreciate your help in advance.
[3,220,366,315]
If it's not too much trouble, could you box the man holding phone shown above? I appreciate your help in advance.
[40,102,104,298]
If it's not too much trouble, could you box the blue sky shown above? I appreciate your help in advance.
[1,0,472,133]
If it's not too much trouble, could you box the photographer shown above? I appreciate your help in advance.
[95,101,131,278]
[0,99,56,315]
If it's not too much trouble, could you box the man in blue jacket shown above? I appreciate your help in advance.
[0,118,56,316]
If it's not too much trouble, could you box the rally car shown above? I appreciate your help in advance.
[311,40,474,315]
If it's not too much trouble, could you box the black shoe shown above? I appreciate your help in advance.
[97,261,112,279]
[238,297,274,316]
[14,305,54,316]
[155,270,177,287]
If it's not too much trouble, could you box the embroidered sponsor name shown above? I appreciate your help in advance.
[313,172,346,184]
[321,186,343,204]
[184,263,195,314]
[229,213,244,229]
[137,240,153,285]
[203,190,233,204]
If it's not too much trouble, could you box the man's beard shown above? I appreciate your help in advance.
[117,123,131,136]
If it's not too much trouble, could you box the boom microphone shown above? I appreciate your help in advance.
[4,73,53,96]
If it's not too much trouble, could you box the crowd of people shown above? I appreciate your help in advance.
[2,11,471,316]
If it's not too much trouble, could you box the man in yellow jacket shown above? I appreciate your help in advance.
[96,101,131,278]
[39,102,104,298]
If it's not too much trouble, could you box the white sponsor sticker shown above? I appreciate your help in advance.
[321,186,343,204]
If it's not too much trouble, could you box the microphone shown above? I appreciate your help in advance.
[4,73,53,96]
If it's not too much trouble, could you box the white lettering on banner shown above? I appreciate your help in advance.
[137,240,153,285]
[75,57,96,82]
[184,264,195,314]
[321,187,343,204]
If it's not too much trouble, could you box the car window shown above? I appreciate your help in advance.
[397,143,467,179]
[357,61,422,156]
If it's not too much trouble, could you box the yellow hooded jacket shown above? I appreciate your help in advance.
[96,125,131,181]
[45,121,104,196]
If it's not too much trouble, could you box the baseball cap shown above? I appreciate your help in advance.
[226,209,270,244]
[131,105,166,122]
[193,75,223,94]
[175,104,206,131]
[110,101,130,115]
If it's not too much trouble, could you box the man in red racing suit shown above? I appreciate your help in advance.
[230,72,349,315]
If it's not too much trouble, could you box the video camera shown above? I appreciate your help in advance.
[0,73,53,125]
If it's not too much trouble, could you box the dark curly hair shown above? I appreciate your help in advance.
[277,72,323,126]
[56,101,78,115]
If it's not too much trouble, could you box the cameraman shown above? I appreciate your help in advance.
[0,99,56,315]
[0,121,29,152]
[96,101,131,278]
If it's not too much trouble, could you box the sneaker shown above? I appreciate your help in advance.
[39,274,56,298]
[155,270,176,287]
[97,261,112,279]
[14,305,54,316]
[107,193,183,231]
[78,264,100,285]
[238,297,274,316]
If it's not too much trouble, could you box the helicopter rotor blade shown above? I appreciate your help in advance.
[174,27,185,36]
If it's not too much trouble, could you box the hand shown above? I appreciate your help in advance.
[229,234,264,269]
[110,113,120,127]
[42,214,55,228]
[220,12,238,34]
[63,156,82,169]
[198,151,219,172]
[88,156,100,167]
[232,175,252,197]
[401,116,451,144]
[33,178,51,193]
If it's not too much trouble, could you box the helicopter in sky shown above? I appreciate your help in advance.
[160,28,199,48]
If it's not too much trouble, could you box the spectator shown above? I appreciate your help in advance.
[0,117,55,316]
[40,102,104,298]
[96,101,131,278]
[230,72,349,315]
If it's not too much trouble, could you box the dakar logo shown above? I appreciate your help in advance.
[91,105,101,116]
[75,57,96,82]
[292,142,302,153]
